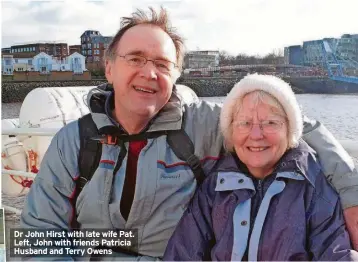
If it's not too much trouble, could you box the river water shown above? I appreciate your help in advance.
[1,94,358,260]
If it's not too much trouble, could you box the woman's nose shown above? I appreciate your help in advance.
[249,124,264,139]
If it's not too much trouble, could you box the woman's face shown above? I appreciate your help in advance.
[232,93,288,178]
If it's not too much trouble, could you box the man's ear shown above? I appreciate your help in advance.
[105,59,113,83]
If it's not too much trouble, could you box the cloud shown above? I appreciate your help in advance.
[1,0,357,56]
[1,1,133,45]
[170,0,357,55]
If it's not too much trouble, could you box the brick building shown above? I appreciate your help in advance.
[80,30,113,70]
[6,43,68,60]
[69,45,81,55]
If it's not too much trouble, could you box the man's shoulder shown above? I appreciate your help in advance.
[57,119,80,137]
[178,100,224,161]
[183,99,222,122]
[184,99,222,110]
[181,100,222,134]
[53,119,80,151]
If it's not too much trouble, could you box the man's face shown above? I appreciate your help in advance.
[105,24,180,121]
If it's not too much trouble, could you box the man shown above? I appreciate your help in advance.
[21,7,358,260]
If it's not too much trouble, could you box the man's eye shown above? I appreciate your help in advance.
[156,61,170,70]
[130,58,141,62]
[267,120,279,126]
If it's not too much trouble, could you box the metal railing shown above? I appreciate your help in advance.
[1,127,358,215]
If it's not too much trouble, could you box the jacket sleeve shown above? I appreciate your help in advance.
[308,173,358,261]
[302,115,358,209]
[20,122,80,261]
[184,100,224,172]
[163,176,216,261]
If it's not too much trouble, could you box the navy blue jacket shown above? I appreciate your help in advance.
[164,141,358,261]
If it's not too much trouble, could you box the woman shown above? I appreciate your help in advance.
[164,74,358,261]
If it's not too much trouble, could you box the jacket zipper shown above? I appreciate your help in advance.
[255,179,264,260]
[246,179,264,260]
[257,180,263,200]
[250,180,263,229]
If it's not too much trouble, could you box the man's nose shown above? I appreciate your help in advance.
[249,124,264,139]
[139,61,158,80]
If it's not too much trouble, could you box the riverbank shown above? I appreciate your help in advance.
[3,76,358,103]
[1,80,107,103]
[2,78,247,103]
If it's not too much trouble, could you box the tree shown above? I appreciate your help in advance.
[218,51,231,65]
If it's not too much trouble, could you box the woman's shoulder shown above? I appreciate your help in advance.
[293,141,339,202]
[208,153,238,171]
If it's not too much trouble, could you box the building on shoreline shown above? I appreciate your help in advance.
[2,29,114,73]
[184,50,220,69]
[2,52,86,74]
[80,30,113,71]
[1,51,89,81]
[69,45,82,55]
[284,34,358,68]
[2,42,69,60]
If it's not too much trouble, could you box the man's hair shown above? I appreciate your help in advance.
[104,7,185,70]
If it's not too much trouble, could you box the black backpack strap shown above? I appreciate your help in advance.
[77,114,103,191]
[71,113,102,229]
[166,115,206,185]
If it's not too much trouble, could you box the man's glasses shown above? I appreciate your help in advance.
[117,54,178,74]
[233,120,285,134]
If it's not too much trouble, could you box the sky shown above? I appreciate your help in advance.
[1,0,357,56]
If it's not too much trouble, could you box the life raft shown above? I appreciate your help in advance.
[1,86,94,196]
